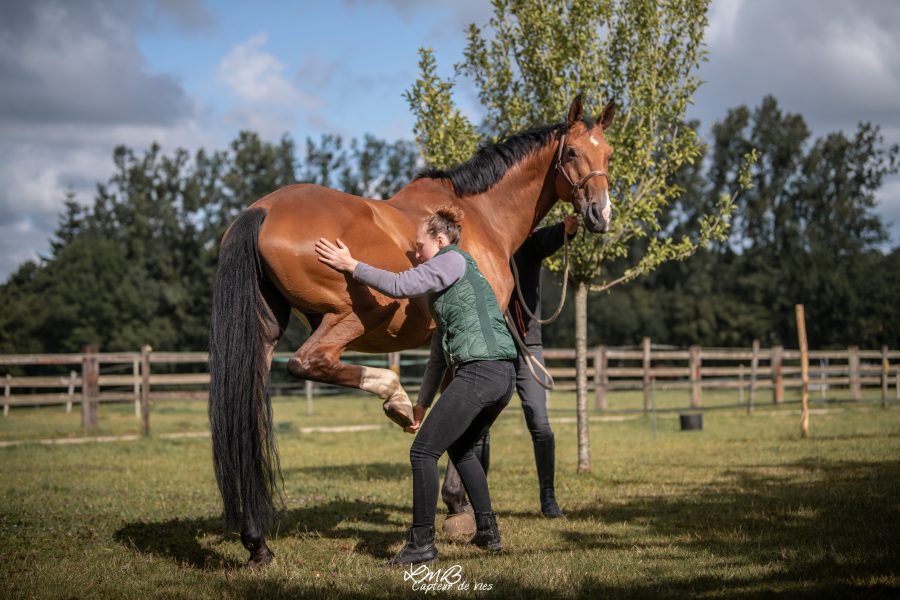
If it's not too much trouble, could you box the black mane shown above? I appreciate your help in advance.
[416,122,569,197]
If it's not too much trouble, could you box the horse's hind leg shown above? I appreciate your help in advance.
[241,280,289,568]
[286,312,414,428]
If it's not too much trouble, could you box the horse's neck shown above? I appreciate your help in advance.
[463,143,559,256]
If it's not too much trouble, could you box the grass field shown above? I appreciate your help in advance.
[1,389,898,598]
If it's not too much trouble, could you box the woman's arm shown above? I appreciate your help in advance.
[316,238,465,298]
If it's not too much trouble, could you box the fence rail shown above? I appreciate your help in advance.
[3,341,898,433]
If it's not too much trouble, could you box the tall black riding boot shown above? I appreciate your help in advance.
[470,511,502,552]
[534,435,565,518]
[387,526,438,566]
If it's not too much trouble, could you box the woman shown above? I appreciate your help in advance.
[315,204,517,565]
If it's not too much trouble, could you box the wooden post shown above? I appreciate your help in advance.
[140,345,151,436]
[749,339,759,409]
[739,364,745,409]
[66,370,76,413]
[81,345,99,433]
[796,305,810,438]
[689,345,702,408]
[3,373,9,417]
[133,357,141,417]
[389,352,400,376]
[882,346,889,409]
[306,379,314,416]
[772,345,784,404]
[593,346,608,411]
[848,345,861,402]
[642,337,651,414]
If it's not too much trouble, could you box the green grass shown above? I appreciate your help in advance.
[1,391,898,598]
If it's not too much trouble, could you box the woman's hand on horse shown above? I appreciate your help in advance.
[315,238,359,273]
[404,404,427,434]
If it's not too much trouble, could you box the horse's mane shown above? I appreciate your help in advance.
[417,120,589,197]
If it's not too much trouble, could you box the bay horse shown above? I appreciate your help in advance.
[208,95,615,566]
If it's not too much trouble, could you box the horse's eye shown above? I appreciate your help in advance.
[565,147,578,161]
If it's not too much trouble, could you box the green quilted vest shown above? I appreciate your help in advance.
[428,245,517,367]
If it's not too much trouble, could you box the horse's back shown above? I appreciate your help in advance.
[251,184,431,343]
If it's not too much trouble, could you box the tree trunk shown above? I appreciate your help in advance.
[575,281,591,472]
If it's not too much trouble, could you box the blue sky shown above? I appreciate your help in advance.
[1,0,899,281]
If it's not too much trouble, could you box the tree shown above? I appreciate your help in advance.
[585,96,899,349]
[406,0,752,471]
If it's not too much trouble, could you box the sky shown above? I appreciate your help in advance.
[1,0,899,282]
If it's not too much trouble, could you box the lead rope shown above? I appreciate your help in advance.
[504,227,572,391]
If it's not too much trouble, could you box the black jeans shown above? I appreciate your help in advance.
[409,359,515,528]
[515,345,554,442]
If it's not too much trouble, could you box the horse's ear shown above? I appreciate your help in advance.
[566,94,584,126]
[597,101,616,130]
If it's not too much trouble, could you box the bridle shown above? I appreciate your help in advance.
[554,129,610,202]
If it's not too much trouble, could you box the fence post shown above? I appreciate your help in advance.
[690,345,702,408]
[749,339,759,410]
[849,345,861,402]
[594,346,608,411]
[389,352,400,376]
[772,345,784,404]
[642,337,651,414]
[796,304,810,438]
[306,380,314,416]
[81,345,99,433]
[140,345,151,436]
[3,373,9,417]
[133,357,141,417]
[882,346,889,409]
[66,370,76,413]
[739,364,745,410]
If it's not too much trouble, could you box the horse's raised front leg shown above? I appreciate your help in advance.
[286,312,414,428]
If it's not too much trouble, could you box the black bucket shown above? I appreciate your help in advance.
[679,413,703,431]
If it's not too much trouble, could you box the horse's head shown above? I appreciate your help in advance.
[554,95,615,234]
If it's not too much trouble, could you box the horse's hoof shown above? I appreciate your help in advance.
[383,398,413,428]
[246,545,274,568]
[442,512,476,538]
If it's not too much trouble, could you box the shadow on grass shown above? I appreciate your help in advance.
[549,457,900,599]
[282,461,409,480]
[117,457,899,598]
[115,497,409,570]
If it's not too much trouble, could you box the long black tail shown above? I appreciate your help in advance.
[208,207,282,534]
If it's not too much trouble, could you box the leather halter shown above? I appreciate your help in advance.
[554,129,609,201]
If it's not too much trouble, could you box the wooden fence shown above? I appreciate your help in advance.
[2,341,898,434]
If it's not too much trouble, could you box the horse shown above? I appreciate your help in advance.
[208,95,615,567]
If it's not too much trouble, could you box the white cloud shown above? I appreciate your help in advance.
[218,33,318,108]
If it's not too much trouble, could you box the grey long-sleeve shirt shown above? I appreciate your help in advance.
[351,251,466,408]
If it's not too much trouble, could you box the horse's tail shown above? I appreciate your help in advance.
[208,207,282,534]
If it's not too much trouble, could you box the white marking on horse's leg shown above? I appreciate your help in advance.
[359,366,400,399]
[359,366,413,428]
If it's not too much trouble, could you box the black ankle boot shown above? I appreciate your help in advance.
[388,526,437,566]
[540,487,565,518]
[534,436,566,518]
[470,511,502,552]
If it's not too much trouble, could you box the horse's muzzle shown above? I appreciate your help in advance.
[583,198,611,233]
